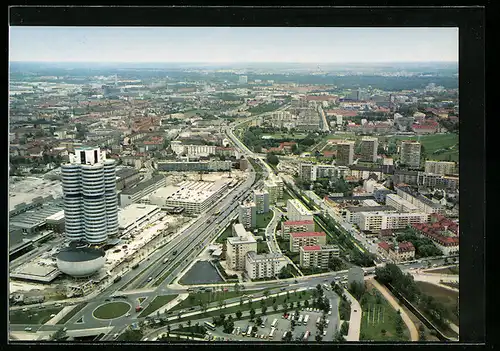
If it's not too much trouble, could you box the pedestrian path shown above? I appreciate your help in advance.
[342,288,361,341]
[369,278,419,341]
[45,305,76,325]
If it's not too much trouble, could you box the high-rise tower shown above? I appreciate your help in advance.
[61,147,117,245]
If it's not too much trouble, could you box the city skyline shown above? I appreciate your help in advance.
[9,27,458,63]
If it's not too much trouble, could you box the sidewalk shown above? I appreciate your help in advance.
[150,293,189,317]
[342,288,361,341]
[369,278,419,341]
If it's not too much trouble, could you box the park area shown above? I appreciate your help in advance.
[359,287,410,342]
[427,265,459,275]
[56,303,88,324]
[138,295,178,317]
[10,306,63,325]
[93,301,131,320]
[415,281,459,326]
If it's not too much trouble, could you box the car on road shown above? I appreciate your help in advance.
[105,299,110,302]
[148,277,153,282]
[126,312,131,317]
[22,308,28,312]
[24,327,32,331]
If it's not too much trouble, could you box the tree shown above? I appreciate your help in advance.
[234,283,240,293]
[249,308,256,320]
[273,303,278,312]
[239,297,244,306]
[340,321,349,336]
[256,316,263,326]
[261,306,267,315]
[187,319,191,328]
[304,299,310,308]
[220,312,226,323]
[50,327,67,341]
[315,333,323,342]
[381,329,387,336]
[266,153,279,166]
[236,310,242,320]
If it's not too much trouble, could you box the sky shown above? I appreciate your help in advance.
[9,27,458,63]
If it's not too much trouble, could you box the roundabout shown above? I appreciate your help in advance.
[92,301,131,320]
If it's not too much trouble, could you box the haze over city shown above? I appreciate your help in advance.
[9,27,458,63]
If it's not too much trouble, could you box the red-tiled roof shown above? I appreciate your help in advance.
[301,245,322,251]
[290,232,326,238]
[398,241,415,252]
[378,242,391,251]
[284,220,314,226]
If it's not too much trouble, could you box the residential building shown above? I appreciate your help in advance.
[281,220,315,239]
[156,160,232,172]
[245,251,288,279]
[344,205,397,226]
[299,244,340,269]
[238,75,248,84]
[226,225,257,271]
[289,232,327,253]
[239,201,257,229]
[253,189,270,214]
[287,199,313,222]
[358,211,428,232]
[61,147,118,244]
[359,137,378,163]
[336,141,355,166]
[264,179,280,204]
[395,185,445,214]
[411,213,459,255]
[400,140,422,168]
[377,241,416,262]
[385,194,419,213]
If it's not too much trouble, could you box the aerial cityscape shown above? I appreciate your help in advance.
[9,27,459,343]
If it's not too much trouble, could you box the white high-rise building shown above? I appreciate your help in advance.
[253,189,270,214]
[239,201,257,229]
[61,147,118,244]
[286,199,314,222]
[424,161,456,175]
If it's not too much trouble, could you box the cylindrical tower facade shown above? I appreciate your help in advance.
[81,164,107,244]
[61,163,84,241]
[104,159,119,237]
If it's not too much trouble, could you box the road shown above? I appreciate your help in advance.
[317,105,330,132]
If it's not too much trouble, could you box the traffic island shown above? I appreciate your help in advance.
[92,302,131,320]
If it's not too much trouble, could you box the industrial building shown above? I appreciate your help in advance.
[245,251,287,280]
[287,199,314,222]
[115,167,141,191]
[118,203,163,236]
[148,179,229,215]
[299,244,340,269]
[61,147,118,244]
[119,175,167,208]
[289,232,327,253]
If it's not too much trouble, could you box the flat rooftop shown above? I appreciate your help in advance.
[120,175,166,195]
[287,199,312,215]
[10,200,65,230]
[9,177,63,212]
[118,203,160,229]
[150,179,229,204]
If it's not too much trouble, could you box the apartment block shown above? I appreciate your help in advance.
[281,220,315,239]
[289,231,327,253]
[359,137,378,163]
[385,193,419,213]
[226,224,257,271]
[377,241,416,263]
[287,199,314,222]
[239,201,257,229]
[299,244,340,269]
[253,189,270,214]
[336,141,355,166]
[245,251,288,280]
[424,161,456,175]
[358,211,429,232]
[400,140,421,168]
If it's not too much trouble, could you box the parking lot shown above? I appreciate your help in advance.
[206,304,339,342]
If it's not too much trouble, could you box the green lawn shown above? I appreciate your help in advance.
[386,134,459,162]
[415,281,459,326]
[56,303,87,324]
[257,241,270,254]
[138,295,179,317]
[10,307,63,325]
[256,212,273,229]
[360,289,410,342]
[282,190,295,202]
[93,302,131,320]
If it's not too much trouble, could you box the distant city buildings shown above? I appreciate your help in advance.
[238,75,248,84]
[336,141,355,166]
[400,140,422,168]
[359,137,378,163]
